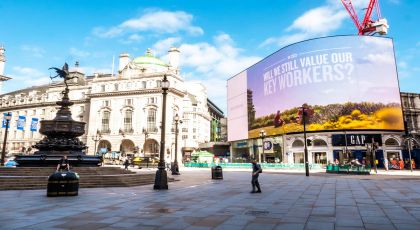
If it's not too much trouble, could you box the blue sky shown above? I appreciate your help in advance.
[0,0,418,113]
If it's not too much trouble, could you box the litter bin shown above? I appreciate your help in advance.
[211,166,223,180]
[47,171,79,197]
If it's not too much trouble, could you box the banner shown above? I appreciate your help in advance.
[245,36,403,138]
[30,118,39,132]
[17,116,26,130]
[2,113,11,128]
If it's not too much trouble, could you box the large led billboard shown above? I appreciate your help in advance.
[227,36,404,141]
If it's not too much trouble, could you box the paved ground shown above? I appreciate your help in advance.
[1,168,420,230]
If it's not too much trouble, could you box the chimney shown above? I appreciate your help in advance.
[118,53,130,72]
[0,45,5,76]
[168,47,180,70]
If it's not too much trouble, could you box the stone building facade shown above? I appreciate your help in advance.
[0,47,215,164]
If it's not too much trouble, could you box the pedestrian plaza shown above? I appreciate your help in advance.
[1,169,420,230]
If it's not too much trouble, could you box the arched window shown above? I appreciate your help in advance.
[385,138,399,146]
[292,140,304,147]
[147,109,157,132]
[313,139,328,147]
[124,110,133,133]
[101,111,110,133]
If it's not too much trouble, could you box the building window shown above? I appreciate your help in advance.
[148,97,157,104]
[114,84,119,91]
[125,99,133,106]
[32,110,36,115]
[182,128,188,132]
[193,128,196,133]
[147,109,157,132]
[101,85,106,92]
[80,106,85,112]
[182,135,188,140]
[41,109,45,115]
[156,80,161,88]
[142,81,146,88]
[101,111,110,133]
[124,110,133,132]
[193,135,196,139]
[103,100,110,107]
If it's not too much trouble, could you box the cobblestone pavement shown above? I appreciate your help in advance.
[1,169,420,230]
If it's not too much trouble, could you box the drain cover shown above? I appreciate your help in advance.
[244,210,269,216]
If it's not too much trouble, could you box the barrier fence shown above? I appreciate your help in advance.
[183,162,323,169]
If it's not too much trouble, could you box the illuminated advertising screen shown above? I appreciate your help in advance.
[244,36,403,139]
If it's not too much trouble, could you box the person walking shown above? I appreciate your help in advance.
[124,158,130,170]
[251,159,262,193]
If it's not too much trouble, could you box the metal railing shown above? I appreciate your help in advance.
[184,162,323,169]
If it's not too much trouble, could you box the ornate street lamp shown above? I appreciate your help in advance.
[171,113,182,175]
[298,103,314,177]
[259,130,266,164]
[154,75,169,190]
[403,132,415,172]
[92,130,102,155]
[1,112,12,166]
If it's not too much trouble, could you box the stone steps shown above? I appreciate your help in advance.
[0,167,171,190]
[0,167,135,176]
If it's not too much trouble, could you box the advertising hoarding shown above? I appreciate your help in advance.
[227,36,403,141]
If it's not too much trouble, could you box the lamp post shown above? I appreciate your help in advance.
[92,130,102,155]
[259,130,266,164]
[1,112,12,166]
[171,113,182,175]
[298,104,314,177]
[154,75,169,190]
[404,132,415,172]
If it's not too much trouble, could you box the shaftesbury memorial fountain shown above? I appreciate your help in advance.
[15,63,102,167]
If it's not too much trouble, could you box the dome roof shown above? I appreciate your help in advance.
[132,49,168,67]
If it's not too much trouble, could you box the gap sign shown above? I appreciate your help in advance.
[332,134,382,146]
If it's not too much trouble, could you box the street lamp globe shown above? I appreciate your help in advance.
[161,75,170,90]
[174,113,179,122]
[259,130,266,138]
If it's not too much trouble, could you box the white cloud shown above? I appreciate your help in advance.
[261,1,350,48]
[287,6,347,35]
[119,34,143,45]
[260,33,308,48]
[20,45,45,58]
[177,33,261,111]
[152,37,182,56]
[361,36,393,48]
[9,66,50,87]
[93,10,203,38]
[69,47,90,58]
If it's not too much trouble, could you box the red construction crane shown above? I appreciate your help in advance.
[341,0,389,35]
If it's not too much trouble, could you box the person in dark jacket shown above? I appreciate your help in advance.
[56,155,70,172]
[124,158,130,170]
[251,159,262,193]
